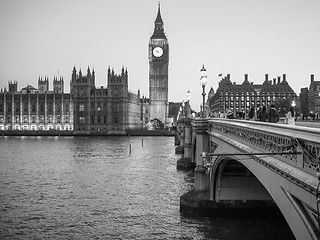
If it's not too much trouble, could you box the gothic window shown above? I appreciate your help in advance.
[79,104,85,112]
[15,116,19,123]
[79,116,85,124]
[65,116,69,123]
[23,103,28,112]
[23,115,28,123]
[56,115,61,123]
[113,116,118,124]
[48,103,53,112]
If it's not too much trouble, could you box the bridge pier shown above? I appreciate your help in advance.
[175,120,184,154]
[177,118,196,170]
[180,118,212,213]
[180,118,282,217]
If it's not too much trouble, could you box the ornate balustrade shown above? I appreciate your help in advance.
[207,118,320,176]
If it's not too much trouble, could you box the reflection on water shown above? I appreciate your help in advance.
[0,136,294,239]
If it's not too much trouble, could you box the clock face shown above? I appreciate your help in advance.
[153,47,163,57]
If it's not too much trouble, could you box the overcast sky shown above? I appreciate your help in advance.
[1,0,319,110]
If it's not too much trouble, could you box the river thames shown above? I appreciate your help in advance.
[0,136,294,239]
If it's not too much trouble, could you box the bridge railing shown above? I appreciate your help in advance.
[207,118,320,176]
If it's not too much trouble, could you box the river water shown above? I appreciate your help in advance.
[0,136,294,239]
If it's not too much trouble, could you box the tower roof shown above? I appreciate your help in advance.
[151,3,167,40]
[155,3,163,24]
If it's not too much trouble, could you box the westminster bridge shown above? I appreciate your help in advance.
[176,117,320,240]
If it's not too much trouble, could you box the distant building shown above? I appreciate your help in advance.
[148,3,169,124]
[0,79,73,131]
[308,74,320,116]
[0,66,144,134]
[208,73,297,117]
[0,4,171,134]
[300,87,309,116]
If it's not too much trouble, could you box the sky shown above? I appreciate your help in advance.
[1,0,320,111]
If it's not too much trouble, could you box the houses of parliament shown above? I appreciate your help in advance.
[0,5,169,135]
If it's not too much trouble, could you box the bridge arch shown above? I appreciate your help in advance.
[207,136,320,240]
[209,156,275,214]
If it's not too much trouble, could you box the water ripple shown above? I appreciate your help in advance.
[0,136,294,240]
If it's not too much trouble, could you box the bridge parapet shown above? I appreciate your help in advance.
[208,118,320,176]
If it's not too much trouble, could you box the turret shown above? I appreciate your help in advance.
[53,75,64,93]
[8,81,18,92]
[38,76,49,92]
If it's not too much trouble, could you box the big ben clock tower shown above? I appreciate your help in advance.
[149,3,169,124]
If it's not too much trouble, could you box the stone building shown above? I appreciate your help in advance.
[148,3,169,124]
[208,73,297,117]
[0,79,73,131]
[300,74,320,118]
[0,4,170,133]
[0,66,144,134]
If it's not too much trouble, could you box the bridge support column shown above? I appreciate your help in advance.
[194,119,209,191]
[180,118,210,214]
[177,118,195,170]
[175,120,184,154]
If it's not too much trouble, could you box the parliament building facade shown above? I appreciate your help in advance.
[0,5,169,134]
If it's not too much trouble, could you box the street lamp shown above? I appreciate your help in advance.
[291,99,296,119]
[182,100,185,118]
[187,90,191,102]
[186,90,191,117]
[200,65,207,118]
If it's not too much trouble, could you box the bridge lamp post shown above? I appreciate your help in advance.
[186,90,191,117]
[187,90,191,102]
[182,100,185,118]
[292,100,296,118]
[200,65,207,118]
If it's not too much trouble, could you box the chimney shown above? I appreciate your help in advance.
[265,74,268,82]
[273,78,276,85]
[277,76,281,84]
[311,74,314,83]
[227,74,230,81]
[245,74,248,81]
[282,74,286,82]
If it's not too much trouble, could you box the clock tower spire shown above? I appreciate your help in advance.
[149,3,169,125]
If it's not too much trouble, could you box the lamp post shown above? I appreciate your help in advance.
[292,99,296,119]
[200,65,207,118]
[182,100,185,118]
[186,90,191,117]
